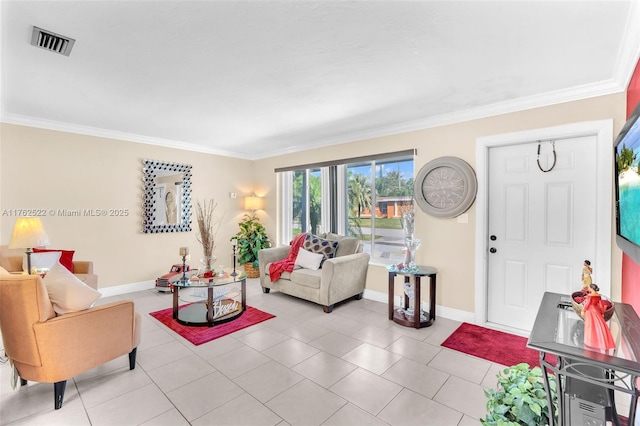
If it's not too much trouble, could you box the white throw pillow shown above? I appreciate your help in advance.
[295,248,324,270]
[0,266,10,276]
[43,261,101,315]
[22,251,61,273]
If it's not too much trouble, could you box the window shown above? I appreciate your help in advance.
[346,158,414,264]
[292,168,324,235]
[278,150,414,265]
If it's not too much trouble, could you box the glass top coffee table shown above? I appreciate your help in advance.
[172,271,246,327]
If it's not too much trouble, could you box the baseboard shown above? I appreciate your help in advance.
[363,288,476,323]
[99,280,155,297]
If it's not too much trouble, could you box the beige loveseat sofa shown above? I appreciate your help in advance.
[0,245,98,289]
[258,233,370,312]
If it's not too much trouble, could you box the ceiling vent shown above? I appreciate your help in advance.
[30,26,75,56]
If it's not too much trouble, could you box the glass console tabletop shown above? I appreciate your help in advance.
[528,291,640,426]
[172,271,247,327]
[528,292,640,372]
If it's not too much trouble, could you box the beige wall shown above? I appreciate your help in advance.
[0,123,254,287]
[253,93,627,314]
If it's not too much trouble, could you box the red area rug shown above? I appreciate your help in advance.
[149,305,275,346]
[441,322,555,368]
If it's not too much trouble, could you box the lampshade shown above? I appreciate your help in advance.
[8,217,50,249]
[244,196,263,211]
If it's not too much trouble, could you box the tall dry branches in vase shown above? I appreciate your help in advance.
[195,199,219,269]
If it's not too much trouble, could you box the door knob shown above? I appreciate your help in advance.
[489,247,497,253]
[490,235,497,241]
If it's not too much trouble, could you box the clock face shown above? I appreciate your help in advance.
[423,166,465,209]
[414,157,478,218]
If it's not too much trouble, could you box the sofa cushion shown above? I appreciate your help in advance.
[33,248,75,272]
[295,248,324,270]
[324,232,343,240]
[43,261,102,315]
[265,262,294,281]
[289,268,322,289]
[303,234,338,264]
[334,238,360,257]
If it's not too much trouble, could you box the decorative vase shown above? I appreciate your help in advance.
[403,281,415,316]
[198,255,217,278]
[404,237,422,268]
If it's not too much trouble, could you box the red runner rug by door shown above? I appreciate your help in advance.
[441,322,555,368]
[149,305,275,346]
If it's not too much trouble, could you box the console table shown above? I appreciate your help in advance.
[387,266,437,328]
[528,292,640,426]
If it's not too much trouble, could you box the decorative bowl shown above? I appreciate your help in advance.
[571,290,614,321]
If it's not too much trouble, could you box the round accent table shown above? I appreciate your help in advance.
[388,266,438,328]
[172,271,246,327]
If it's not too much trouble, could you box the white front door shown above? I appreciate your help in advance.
[487,137,597,331]
[475,120,613,334]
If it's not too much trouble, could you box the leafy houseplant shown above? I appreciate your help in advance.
[481,363,557,426]
[233,212,270,278]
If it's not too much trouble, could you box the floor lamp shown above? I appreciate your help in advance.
[8,217,50,274]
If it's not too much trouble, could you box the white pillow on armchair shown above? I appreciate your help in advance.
[43,261,101,315]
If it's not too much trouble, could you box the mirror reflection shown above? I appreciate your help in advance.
[143,160,192,233]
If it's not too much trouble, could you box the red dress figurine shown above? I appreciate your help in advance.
[581,284,615,350]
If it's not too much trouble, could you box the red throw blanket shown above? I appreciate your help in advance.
[269,233,307,282]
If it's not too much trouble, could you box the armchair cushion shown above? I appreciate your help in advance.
[43,262,102,315]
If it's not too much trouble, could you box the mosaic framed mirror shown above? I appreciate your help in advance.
[142,159,192,233]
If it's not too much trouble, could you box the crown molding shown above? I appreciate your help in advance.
[0,113,250,160]
[1,74,630,162]
[253,78,627,160]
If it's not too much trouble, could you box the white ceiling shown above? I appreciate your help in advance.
[1,1,639,160]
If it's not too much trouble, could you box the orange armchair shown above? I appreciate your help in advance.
[0,274,141,409]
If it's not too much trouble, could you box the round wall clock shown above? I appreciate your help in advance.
[414,156,478,218]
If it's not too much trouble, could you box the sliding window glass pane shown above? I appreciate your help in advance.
[370,158,414,264]
[292,170,305,236]
[309,169,322,234]
[292,168,323,236]
[346,163,373,253]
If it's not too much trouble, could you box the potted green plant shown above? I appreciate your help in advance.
[481,363,557,426]
[233,212,270,278]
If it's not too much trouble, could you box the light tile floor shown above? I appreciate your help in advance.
[0,278,508,426]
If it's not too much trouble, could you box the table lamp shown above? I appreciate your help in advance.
[8,217,50,274]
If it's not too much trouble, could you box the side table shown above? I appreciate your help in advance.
[388,266,438,328]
